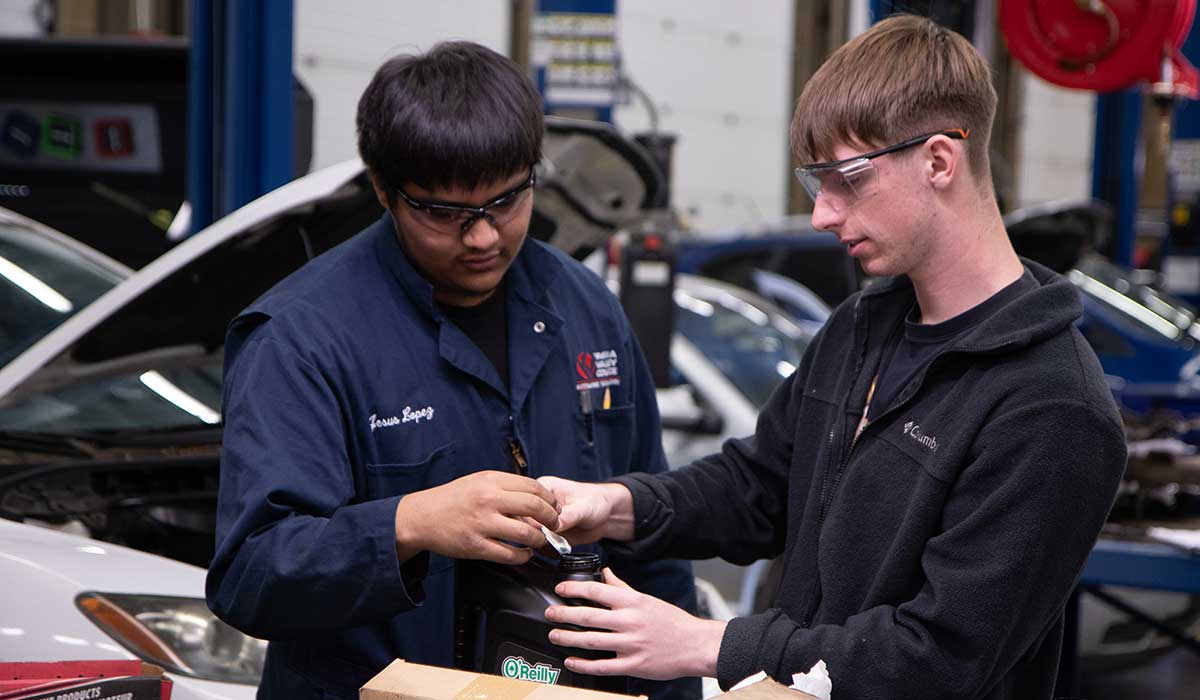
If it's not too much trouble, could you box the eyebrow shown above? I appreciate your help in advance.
[404,171,533,209]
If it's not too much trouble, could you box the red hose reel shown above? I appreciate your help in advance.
[1000,0,1199,96]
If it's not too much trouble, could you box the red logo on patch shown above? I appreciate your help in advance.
[576,352,596,380]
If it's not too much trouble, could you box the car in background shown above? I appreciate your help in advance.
[1070,252,1200,416]
[0,207,263,695]
[0,116,659,564]
[0,207,130,366]
[1003,199,1200,420]
[747,268,831,333]
[679,204,1200,420]
[675,216,862,311]
[0,159,378,570]
[659,274,809,467]
[0,152,813,563]
[0,517,261,698]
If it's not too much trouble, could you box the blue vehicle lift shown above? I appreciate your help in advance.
[1092,90,1143,267]
[187,0,294,234]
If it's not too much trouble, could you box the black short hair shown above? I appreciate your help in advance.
[356,41,543,198]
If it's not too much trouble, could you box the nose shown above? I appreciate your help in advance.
[809,196,845,232]
[462,215,500,249]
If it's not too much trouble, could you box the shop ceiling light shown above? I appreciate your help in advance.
[139,371,220,424]
[0,253,72,312]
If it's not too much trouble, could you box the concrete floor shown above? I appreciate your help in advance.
[1081,648,1200,700]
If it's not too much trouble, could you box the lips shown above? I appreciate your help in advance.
[460,253,502,272]
[841,238,866,256]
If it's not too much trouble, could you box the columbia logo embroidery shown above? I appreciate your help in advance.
[902,420,938,451]
[370,406,435,432]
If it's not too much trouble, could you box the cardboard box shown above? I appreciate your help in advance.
[361,661,641,700]
[720,677,819,700]
[360,661,820,700]
[0,661,173,700]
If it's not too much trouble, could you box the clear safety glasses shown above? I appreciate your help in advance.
[794,128,969,212]
[396,167,536,235]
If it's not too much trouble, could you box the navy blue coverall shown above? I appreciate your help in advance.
[206,215,698,700]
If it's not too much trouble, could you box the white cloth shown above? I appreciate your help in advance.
[790,660,832,700]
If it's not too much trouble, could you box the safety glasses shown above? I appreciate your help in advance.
[396,167,537,235]
[794,129,969,212]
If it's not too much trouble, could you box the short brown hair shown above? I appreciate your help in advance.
[791,14,997,180]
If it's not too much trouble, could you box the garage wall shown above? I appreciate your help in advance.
[612,1,794,234]
[294,0,509,173]
[294,0,795,236]
[1015,73,1096,210]
[0,1,41,36]
[294,2,1093,230]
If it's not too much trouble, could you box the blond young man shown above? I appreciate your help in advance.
[537,14,1126,700]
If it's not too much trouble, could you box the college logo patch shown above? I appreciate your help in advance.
[574,349,621,390]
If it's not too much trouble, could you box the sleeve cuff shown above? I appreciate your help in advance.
[373,494,428,609]
[716,612,776,690]
[603,474,673,558]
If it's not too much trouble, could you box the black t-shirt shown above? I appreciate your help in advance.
[866,269,1037,422]
[439,282,509,390]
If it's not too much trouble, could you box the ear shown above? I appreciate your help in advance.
[925,135,959,191]
[367,170,394,211]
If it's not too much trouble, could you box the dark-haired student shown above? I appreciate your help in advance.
[206,42,697,700]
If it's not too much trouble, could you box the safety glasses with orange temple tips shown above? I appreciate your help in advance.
[794,128,970,212]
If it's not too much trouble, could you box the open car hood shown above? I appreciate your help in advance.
[0,118,666,403]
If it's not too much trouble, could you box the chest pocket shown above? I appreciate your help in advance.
[365,441,457,501]
[575,403,635,481]
[876,424,952,482]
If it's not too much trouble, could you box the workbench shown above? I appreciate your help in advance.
[1056,533,1200,696]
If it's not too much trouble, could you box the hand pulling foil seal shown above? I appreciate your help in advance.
[541,526,572,557]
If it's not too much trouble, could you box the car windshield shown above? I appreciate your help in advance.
[0,361,223,434]
[673,284,809,406]
[0,219,125,365]
[1072,254,1200,346]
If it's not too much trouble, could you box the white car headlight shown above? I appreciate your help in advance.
[76,592,266,685]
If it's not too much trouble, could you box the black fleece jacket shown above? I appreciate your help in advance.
[612,260,1126,700]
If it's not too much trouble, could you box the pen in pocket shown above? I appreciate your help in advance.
[579,389,595,445]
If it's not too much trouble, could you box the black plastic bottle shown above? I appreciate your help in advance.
[454,553,630,694]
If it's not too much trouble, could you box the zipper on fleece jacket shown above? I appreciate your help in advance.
[802,298,869,627]
[815,350,949,533]
[815,297,870,531]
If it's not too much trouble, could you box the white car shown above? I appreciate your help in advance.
[0,518,262,698]
[0,207,130,365]
[659,274,808,468]
[0,156,808,561]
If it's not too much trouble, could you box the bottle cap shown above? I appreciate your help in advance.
[556,552,601,573]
